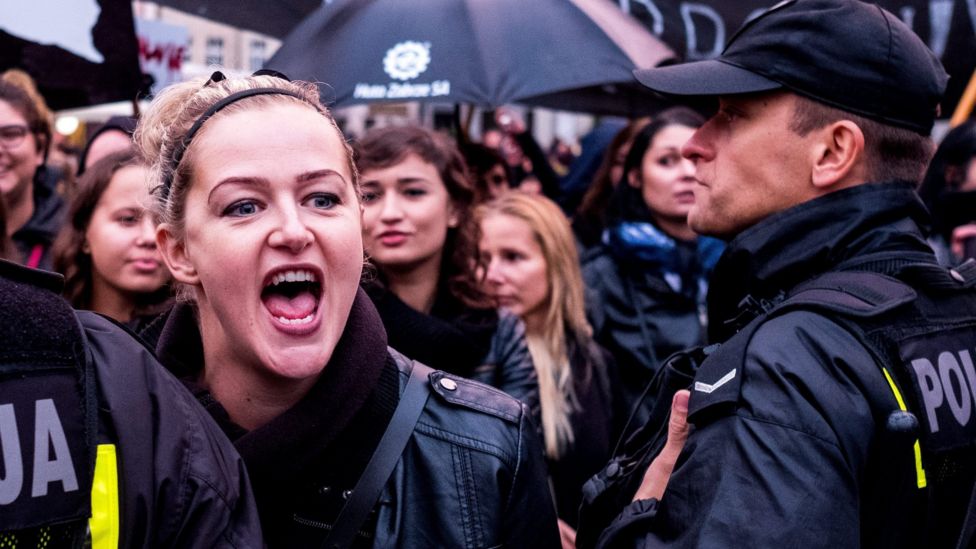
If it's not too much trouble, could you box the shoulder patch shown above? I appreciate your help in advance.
[427,370,522,424]
[687,342,744,424]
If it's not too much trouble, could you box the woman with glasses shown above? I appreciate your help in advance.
[0,80,62,269]
[136,72,558,548]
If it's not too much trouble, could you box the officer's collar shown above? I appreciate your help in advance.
[0,259,64,293]
[706,182,932,342]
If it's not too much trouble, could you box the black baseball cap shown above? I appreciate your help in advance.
[633,0,948,135]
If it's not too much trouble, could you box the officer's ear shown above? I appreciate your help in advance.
[156,224,198,285]
[810,120,866,190]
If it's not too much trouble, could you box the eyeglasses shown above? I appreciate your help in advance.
[0,125,29,148]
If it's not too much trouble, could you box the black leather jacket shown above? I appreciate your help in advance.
[143,291,560,548]
[585,183,976,548]
[377,348,559,548]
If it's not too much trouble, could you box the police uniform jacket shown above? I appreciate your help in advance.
[142,289,560,548]
[0,260,262,547]
[586,182,976,548]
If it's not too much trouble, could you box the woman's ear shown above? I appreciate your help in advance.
[447,202,460,229]
[626,169,641,189]
[156,224,199,285]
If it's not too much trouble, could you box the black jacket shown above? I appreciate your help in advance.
[582,241,707,431]
[144,290,560,549]
[587,183,976,548]
[0,260,261,547]
[11,166,64,270]
[549,337,622,529]
[365,282,542,426]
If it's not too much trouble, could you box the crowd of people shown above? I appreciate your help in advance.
[2,0,976,547]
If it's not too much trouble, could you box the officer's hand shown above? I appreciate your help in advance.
[557,518,577,549]
[632,390,691,502]
[950,223,976,259]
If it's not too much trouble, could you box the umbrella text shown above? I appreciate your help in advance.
[354,80,451,100]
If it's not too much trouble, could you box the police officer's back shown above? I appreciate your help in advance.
[578,1,976,547]
[0,259,262,547]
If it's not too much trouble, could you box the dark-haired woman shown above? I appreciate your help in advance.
[53,149,170,325]
[582,107,724,430]
[136,73,558,548]
[358,125,541,419]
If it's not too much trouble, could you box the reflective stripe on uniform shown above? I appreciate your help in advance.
[882,368,928,489]
[89,444,119,549]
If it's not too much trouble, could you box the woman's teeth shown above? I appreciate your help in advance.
[269,269,317,287]
[276,313,315,325]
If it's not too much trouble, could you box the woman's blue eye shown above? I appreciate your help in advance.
[224,200,260,217]
[306,193,338,209]
[404,188,427,198]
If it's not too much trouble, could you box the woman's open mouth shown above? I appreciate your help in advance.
[260,267,323,333]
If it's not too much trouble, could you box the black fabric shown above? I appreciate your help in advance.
[0,260,263,547]
[632,0,947,134]
[706,181,934,342]
[549,338,621,529]
[364,281,495,376]
[77,115,137,175]
[0,260,92,541]
[582,238,708,431]
[584,182,976,548]
[147,289,396,548]
[11,166,65,270]
[322,360,431,549]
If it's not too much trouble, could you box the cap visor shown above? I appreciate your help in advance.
[634,59,781,96]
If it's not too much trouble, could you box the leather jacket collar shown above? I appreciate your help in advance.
[707,182,935,342]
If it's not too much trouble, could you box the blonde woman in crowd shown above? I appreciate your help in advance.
[477,193,620,548]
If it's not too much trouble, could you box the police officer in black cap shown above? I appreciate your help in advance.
[0,259,262,547]
[577,0,976,547]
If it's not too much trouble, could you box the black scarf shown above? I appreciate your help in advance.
[364,280,496,376]
[148,289,399,545]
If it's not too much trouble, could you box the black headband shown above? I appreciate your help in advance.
[160,71,308,201]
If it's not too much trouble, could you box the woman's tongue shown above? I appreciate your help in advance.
[263,290,316,320]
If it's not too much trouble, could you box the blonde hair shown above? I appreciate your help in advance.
[135,73,357,241]
[476,193,592,458]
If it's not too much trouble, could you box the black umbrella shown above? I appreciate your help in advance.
[151,0,320,40]
[268,0,675,116]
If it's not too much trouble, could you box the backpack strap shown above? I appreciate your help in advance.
[321,360,432,549]
[779,270,917,317]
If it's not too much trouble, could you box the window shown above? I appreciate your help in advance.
[249,40,267,71]
[205,36,224,66]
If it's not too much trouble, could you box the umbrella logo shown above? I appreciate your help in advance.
[383,41,431,81]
